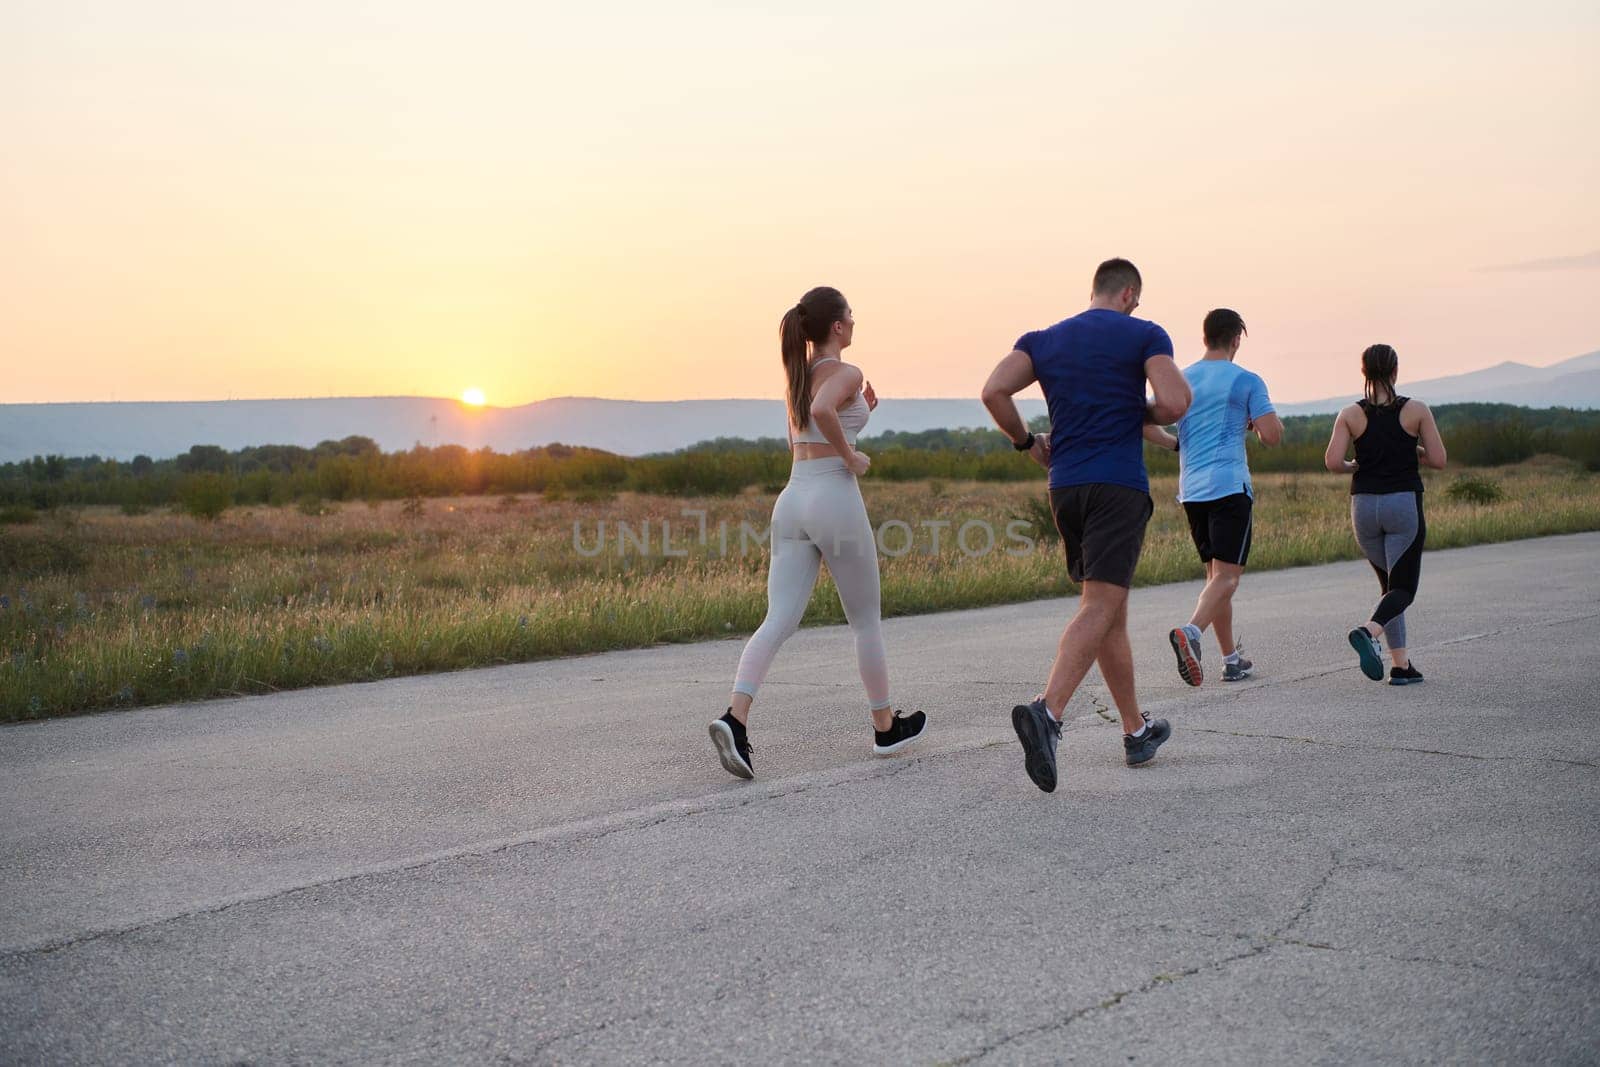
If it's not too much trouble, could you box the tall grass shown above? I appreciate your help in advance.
[2,460,1597,721]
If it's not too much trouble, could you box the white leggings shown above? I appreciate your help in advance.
[732,457,891,713]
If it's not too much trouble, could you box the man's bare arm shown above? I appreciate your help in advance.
[982,350,1037,443]
[982,349,1050,469]
[1143,424,1178,451]
[1144,354,1191,424]
[1251,411,1283,447]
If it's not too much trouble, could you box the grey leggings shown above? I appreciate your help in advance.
[1351,491,1426,649]
[733,457,890,712]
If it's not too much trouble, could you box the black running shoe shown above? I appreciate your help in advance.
[1347,627,1384,681]
[873,710,928,756]
[1124,716,1172,767]
[708,709,754,780]
[1011,698,1062,793]
[1389,664,1424,686]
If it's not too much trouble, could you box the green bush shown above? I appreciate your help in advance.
[1449,421,1536,467]
[1446,474,1504,505]
[1010,494,1060,543]
[178,474,233,520]
[0,505,38,525]
[1570,428,1600,472]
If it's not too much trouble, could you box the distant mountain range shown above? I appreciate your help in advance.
[0,396,1049,463]
[1275,349,1600,415]
[2,350,1595,463]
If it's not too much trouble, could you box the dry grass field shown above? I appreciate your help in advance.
[2,459,1596,720]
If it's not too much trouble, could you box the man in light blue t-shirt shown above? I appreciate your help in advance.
[1144,309,1282,685]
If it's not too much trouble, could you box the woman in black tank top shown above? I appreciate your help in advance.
[1351,397,1426,496]
[1324,345,1448,685]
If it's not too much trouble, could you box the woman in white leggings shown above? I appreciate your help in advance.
[708,286,927,779]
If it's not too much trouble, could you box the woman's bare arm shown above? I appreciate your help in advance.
[809,363,869,473]
[1413,401,1448,470]
[1325,406,1357,473]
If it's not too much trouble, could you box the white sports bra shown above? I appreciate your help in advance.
[790,357,871,445]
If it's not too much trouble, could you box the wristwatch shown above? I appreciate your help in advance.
[1013,432,1036,452]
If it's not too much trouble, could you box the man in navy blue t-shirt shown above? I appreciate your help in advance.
[982,258,1191,791]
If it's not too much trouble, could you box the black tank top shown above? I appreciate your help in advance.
[1351,397,1425,495]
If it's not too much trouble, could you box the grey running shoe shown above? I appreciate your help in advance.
[1169,626,1203,686]
[1347,627,1384,681]
[1222,643,1254,682]
[1011,698,1062,793]
[1124,716,1172,767]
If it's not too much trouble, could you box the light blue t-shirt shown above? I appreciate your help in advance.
[1176,360,1275,503]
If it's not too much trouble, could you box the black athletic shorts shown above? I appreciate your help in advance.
[1048,483,1154,588]
[1182,492,1254,567]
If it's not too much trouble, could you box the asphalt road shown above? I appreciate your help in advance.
[3,532,1598,1064]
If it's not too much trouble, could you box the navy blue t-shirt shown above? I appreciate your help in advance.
[1015,309,1174,493]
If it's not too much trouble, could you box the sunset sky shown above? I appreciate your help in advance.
[5,1,1597,407]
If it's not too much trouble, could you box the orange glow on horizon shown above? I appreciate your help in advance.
[2,4,1595,406]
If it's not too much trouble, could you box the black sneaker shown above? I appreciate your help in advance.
[873,710,928,756]
[1011,698,1062,793]
[708,710,754,780]
[1124,716,1172,767]
[1389,664,1425,686]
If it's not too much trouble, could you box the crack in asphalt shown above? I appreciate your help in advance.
[1279,854,1343,934]
[945,943,1277,1064]
[947,855,1344,1063]
[1268,937,1590,982]
[1186,727,1598,769]
[508,1009,656,1063]
[1171,925,1581,984]
[945,837,1600,1064]
[1086,691,1117,724]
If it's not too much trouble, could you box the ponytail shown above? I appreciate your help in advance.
[1361,344,1399,406]
[781,305,812,431]
[778,286,849,431]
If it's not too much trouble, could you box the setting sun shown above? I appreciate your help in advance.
[461,388,486,407]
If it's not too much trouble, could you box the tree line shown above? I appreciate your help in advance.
[2,405,1596,519]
